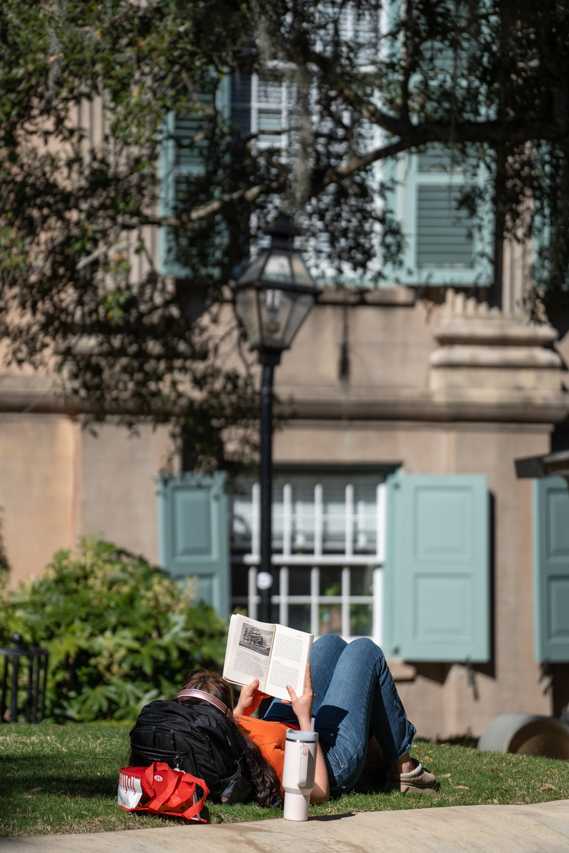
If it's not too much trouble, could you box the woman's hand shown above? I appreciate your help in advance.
[285,664,315,731]
[233,678,269,717]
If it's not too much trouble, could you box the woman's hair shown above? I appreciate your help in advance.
[177,669,234,710]
[174,669,281,809]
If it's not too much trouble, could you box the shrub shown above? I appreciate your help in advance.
[0,538,227,722]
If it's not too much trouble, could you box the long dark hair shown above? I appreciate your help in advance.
[174,669,281,809]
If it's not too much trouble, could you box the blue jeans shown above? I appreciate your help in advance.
[263,634,416,795]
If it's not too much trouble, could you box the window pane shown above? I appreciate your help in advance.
[320,568,342,596]
[350,604,373,636]
[230,473,385,555]
[258,109,283,133]
[350,566,374,595]
[230,491,254,550]
[288,568,311,595]
[319,604,342,636]
[231,563,249,598]
[288,604,311,633]
[257,78,283,105]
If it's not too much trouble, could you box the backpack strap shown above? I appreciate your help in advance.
[187,705,258,802]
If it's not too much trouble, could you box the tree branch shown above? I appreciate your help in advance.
[321,138,412,185]
[155,117,569,224]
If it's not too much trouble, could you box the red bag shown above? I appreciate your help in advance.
[118,762,209,823]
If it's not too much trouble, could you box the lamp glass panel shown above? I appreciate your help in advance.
[258,288,314,348]
[258,288,289,345]
[290,252,315,286]
[262,250,293,284]
[237,252,268,285]
[235,286,261,347]
[281,292,315,347]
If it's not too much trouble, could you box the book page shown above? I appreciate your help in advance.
[264,624,314,702]
[223,615,275,691]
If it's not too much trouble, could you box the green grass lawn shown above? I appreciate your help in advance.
[1,723,568,837]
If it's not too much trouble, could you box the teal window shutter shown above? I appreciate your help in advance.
[383,147,492,288]
[157,471,230,619]
[533,477,569,662]
[384,471,489,662]
[230,73,252,135]
[159,76,231,278]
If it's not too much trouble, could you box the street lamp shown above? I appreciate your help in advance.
[234,213,321,622]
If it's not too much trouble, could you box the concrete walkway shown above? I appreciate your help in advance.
[2,801,569,853]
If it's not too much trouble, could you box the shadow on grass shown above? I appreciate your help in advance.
[351,766,388,796]
[0,754,119,799]
[435,736,479,749]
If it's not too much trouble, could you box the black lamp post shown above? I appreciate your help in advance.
[234,213,321,622]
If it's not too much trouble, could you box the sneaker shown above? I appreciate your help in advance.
[384,762,440,794]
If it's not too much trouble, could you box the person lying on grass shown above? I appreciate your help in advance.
[146,635,439,806]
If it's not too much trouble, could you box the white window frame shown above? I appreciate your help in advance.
[231,478,388,645]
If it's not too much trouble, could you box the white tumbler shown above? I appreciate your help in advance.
[282,728,319,821]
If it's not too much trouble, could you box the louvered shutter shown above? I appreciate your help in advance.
[384,147,492,287]
[159,77,231,277]
[231,74,252,135]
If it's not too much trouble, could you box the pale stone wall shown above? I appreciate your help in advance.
[0,414,174,583]
[77,421,175,565]
[0,413,77,586]
[276,292,434,401]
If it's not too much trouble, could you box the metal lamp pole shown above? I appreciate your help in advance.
[233,212,321,624]
[258,352,280,622]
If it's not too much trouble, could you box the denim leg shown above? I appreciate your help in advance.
[263,634,347,726]
[262,634,416,795]
[310,634,348,715]
[314,638,416,793]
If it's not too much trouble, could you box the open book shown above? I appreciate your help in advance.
[223,614,314,702]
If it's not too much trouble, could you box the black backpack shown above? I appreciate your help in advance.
[129,700,255,804]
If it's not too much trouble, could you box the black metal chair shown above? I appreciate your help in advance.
[0,633,48,723]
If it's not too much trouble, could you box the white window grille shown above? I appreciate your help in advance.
[316,2,380,68]
[230,475,387,644]
[251,72,297,154]
[230,4,383,285]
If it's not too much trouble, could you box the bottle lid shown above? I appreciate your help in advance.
[286,728,319,742]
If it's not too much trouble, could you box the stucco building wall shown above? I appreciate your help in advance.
[0,287,567,737]
[77,422,174,565]
[0,413,77,586]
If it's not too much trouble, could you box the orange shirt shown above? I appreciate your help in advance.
[234,715,295,781]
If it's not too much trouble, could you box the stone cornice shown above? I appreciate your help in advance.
[278,393,569,425]
[0,384,565,425]
[433,317,557,347]
[429,345,561,368]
